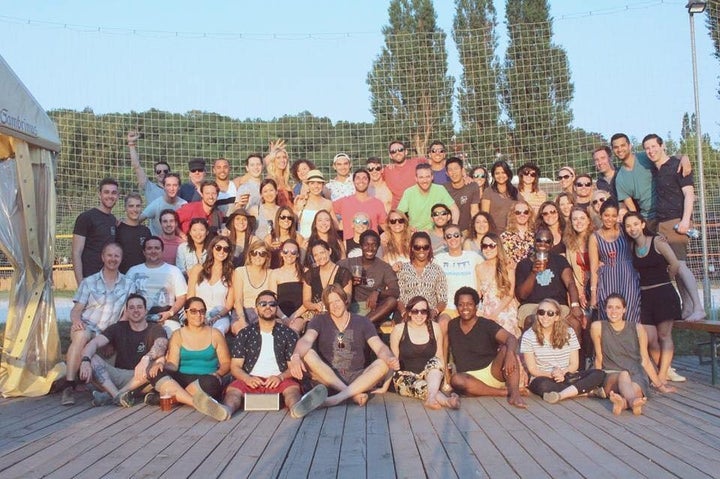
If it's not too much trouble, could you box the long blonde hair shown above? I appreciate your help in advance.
[482,232,512,297]
[385,209,411,259]
[266,149,292,188]
[563,206,594,252]
[531,299,570,348]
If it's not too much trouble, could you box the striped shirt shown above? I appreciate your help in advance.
[520,327,579,374]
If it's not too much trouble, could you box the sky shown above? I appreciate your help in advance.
[1,0,719,143]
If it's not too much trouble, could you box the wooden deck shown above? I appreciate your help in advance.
[1,356,719,479]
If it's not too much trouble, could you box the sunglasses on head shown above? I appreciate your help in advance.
[557,174,571,180]
[282,249,299,256]
[257,300,278,308]
[432,210,450,217]
[412,244,431,251]
[279,214,294,221]
[190,168,204,173]
[250,250,269,257]
[213,244,231,253]
[575,181,592,187]
[353,218,370,225]
[390,147,405,154]
[156,169,169,175]
[389,218,406,225]
[367,165,383,172]
[444,232,461,240]
[481,243,497,250]
[409,308,429,315]
[536,308,558,317]
[514,209,530,215]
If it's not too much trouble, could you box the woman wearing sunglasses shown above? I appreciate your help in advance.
[589,190,610,230]
[187,236,235,334]
[463,211,496,256]
[148,297,231,421]
[500,201,535,265]
[521,299,605,404]
[270,239,308,333]
[232,240,275,334]
[381,209,412,271]
[397,232,447,320]
[374,296,460,410]
[517,163,546,214]
[264,206,306,269]
[535,201,566,256]
[475,233,520,338]
[470,166,489,197]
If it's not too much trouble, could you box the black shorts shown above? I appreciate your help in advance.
[640,283,681,326]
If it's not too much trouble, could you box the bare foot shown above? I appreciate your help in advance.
[352,393,368,407]
[508,394,527,409]
[609,391,626,416]
[446,393,461,410]
[518,387,530,396]
[423,399,442,410]
[370,387,387,395]
[631,397,647,416]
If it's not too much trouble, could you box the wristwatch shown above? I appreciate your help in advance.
[570,302,580,308]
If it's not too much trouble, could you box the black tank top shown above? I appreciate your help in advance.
[398,320,437,374]
[632,236,670,287]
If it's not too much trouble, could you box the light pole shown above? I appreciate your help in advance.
[686,1,712,316]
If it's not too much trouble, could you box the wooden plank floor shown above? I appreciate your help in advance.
[1,356,719,479]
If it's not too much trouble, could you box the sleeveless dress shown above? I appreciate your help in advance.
[277,280,303,317]
[237,266,272,323]
[298,208,319,238]
[600,321,649,395]
[392,321,443,400]
[254,204,279,240]
[477,277,520,338]
[595,231,640,323]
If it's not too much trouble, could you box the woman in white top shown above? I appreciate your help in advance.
[294,169,337,238]
[187,236,235,334]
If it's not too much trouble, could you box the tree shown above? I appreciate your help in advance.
[367,0,454,154]
[707,1,720,98]
[453,0,504,164]
[501,0,574,170]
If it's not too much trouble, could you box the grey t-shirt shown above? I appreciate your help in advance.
[307,313,377,380]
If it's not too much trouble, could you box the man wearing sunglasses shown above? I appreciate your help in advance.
[428,203,453,254]
[334,169,387,241]
[383,140,428,209]
[427,140,450,185]
[366,157,392,214]
[572,174,595,210]
[397,163,459,232]
[127,130,170,204]
[179,158,207,202]
[515,228,584,340]
[210,290,327,420]
[339,230,399,327]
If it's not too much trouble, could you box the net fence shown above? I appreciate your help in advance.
[1,19,718,302]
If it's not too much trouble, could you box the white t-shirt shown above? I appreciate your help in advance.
[434,250,483,309]
[126,262,188,310]
[250,332,281,377]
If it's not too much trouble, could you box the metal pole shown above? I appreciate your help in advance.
[689,10,712,314]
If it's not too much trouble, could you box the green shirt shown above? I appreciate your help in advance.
[397,184,456,231]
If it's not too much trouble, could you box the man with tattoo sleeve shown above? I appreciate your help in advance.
[79,294,168,407]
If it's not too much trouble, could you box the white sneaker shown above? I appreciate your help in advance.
[667,367,686,382]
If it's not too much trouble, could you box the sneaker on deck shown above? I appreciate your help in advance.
[290,384,328,419]
[61,386,75,406]
[91,391,113,407]
[667,367,686,382]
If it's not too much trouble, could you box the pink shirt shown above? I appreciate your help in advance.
[383,157,427,209]
[334,195,388,240]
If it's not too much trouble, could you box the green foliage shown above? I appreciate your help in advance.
[367,0,455,155]
[707,1,720,98]
[501,0,575,171]
[453,0,505,164]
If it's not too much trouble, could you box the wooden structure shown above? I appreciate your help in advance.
[0,356,718,478]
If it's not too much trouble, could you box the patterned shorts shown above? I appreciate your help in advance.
[392,356,444,400]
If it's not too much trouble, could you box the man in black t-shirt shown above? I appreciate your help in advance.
[78,294,167,407]
[72,177,119,284]
[116,193,151,273]
[447,287,526,409]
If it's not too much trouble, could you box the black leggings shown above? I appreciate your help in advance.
[151,370,223,400]
[529,369,606,397]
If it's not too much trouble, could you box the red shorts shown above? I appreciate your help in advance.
[228,377,300,394]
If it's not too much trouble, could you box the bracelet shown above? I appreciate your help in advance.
[570,302,580,308]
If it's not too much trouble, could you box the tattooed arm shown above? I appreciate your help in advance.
[78,334,110,383]
[134,337,169,381]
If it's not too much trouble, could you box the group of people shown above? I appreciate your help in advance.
[62,131,702,418]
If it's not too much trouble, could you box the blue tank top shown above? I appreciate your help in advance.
[179,331,218,374]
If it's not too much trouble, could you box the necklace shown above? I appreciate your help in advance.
[246,266,268,289]
[636,236,649,256]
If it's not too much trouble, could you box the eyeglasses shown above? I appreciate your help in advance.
[412,244,431,251]
[514,209,530,216]
[409,308,429,315]
[536,309,558,317]
[444,232,462,240]
[557,174,572,180]
[155,169,169,175]
[336,332,346,349]
[542,210,558,217]
[353,218,370,225]
[367,165,383,172]
[389,218,406,225]
[187,308,207,316]
[430,148,445,154]
[282,249,299,256]
[592,198,608,205]
[432,210,450,217]
[390,147,405,154]
[279,215,294,221]
[481,243,497,250]
[473,173,486,179]
[575,181,592,187]
[213,245,231,253]
[522,170,537,177]
[257,300,278,308]
[535,238,553,244]
[250,250,269,257]
[190,168,205,173]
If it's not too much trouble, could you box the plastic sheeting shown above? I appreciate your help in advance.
[0,138,64,397]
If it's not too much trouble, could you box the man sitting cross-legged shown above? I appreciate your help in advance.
[288,284,400,408]
[193,290,328,420]
[448,286,527,408]
[78,294,168,407]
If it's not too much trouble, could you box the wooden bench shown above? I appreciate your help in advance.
[675,320,720,385]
